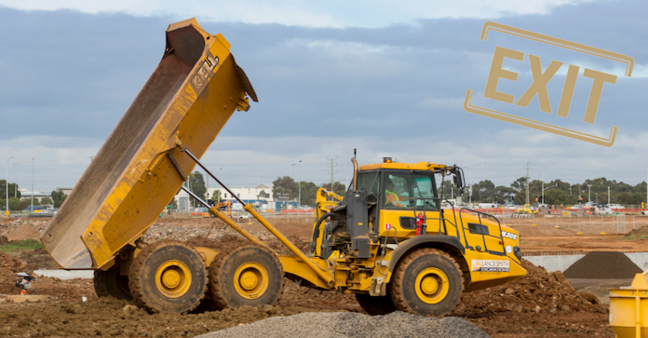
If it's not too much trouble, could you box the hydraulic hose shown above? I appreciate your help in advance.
[309,212,340,254]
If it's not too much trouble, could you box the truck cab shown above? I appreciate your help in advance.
[308,159,525,302]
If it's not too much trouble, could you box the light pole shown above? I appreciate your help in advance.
[31,158,34,212]
[608,186,610,205]
[5,157,13,215]
[596,192,599,204]
[291,163,296,208]
[13,163,18,198]
[466,163,487,206]
[298,160,302,207]
[587,184,592,204]
[542,164,556,205]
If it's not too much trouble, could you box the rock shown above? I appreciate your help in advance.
[123,305,138,312]
[504,288,515,294]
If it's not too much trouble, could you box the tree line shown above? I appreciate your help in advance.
[272,176,346,206]
[5,174,640,212]
[273,175,648,207]
[439,177,647,206]
[0,179,68,211]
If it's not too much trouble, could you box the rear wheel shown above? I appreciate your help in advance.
[93,259,131,300]
[390,248,463,316]
[128,240,207,314]
[355,293,397,315]
[208,244,283,309]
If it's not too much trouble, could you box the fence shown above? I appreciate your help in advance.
[496,213,648,234]
[469,205,646,216]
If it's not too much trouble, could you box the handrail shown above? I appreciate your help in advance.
[458,207,507,254]
[411,197,463,245]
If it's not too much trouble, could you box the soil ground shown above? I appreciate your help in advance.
[1,215,637,337]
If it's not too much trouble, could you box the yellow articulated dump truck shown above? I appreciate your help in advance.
[41,18,526,316]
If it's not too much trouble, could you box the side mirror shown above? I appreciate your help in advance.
[454,172,464,189]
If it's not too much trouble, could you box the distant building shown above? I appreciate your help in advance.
[56,187,74,195]
[18,188,50,203]
[173,183,293,212]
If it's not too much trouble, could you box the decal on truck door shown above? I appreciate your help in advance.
[471,260,510,272]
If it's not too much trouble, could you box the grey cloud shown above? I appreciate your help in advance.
[0,0,645,183]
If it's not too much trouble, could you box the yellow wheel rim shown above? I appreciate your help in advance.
[155,260,192,299]
[415,267,449,304]
[233,263,269,300]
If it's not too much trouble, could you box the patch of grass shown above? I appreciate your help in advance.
[0,239,44,254]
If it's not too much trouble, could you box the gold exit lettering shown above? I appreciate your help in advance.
[464,22,633,147]
[484,46,617,124]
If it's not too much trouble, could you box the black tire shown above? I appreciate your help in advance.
[93,259,131,300]
[355,293,397,315]
[128,240,207,314]
[390,248,463,317]
[208,244,283,309]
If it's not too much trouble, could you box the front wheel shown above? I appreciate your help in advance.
[390,248,463,316]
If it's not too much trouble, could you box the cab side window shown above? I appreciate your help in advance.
[357,172,380,195]
[384,173,409,208]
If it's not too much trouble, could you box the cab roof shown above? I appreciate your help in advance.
[359,161,445,171]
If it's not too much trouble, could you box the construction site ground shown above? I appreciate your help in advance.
[3,215,645,337]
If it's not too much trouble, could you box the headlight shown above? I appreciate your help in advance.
[513,246,522,261]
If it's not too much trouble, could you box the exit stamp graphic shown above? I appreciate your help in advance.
[464,22,634,147]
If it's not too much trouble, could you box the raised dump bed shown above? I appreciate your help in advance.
[41,18,257,270]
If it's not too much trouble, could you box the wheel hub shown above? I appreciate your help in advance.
[155,260,192,299]
[421,276,439,295]
[162,269,181,288]
[233,263,269,300]
[240,271,259,290]
[415,267,450,304]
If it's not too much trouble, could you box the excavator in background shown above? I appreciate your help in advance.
[41,18,526,316]
[206,200,231,218]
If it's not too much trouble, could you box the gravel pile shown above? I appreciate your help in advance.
[563,251,642,279]
[0,219,50,238]
[195,312,489,338]
[143,221,275,242]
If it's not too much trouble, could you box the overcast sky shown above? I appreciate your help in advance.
[0,0,646,194]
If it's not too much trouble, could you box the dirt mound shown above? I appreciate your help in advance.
[185,234,252,249]
[267,235,309,256]
[563,251,642,279]
[0,235,8,245]
[624,225,648,239]
[5,223,40,241]
[0,218,50,238]
[0,251,26,294]
[452,259,606,316]
[0,297,327,338]
[145,219,230,242]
